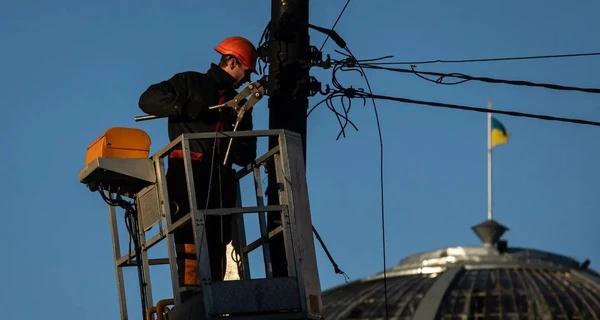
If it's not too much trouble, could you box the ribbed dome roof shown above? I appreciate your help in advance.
[322,220,600,319]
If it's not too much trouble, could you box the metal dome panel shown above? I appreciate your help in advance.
[322,246,600,320]
[322,274,437,319]
[435,268,600,319]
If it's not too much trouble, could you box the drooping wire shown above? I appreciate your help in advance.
[314,51,600,127]
[98,189,148,319]
[313,226,349,281]
[307,88,360,140]
[315,69,600,127]
[341,45,390,320]
[308,50,385,139]
[349,62,600,94]
[305,0,358,141]
[255,14,351,281]
[312,46,390,318]
[300,0,353,281]
[361,51,600,66]
[96,135,223,309]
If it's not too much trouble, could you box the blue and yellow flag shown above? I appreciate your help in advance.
[490,117,510,148]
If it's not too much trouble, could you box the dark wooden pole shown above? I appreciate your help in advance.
[266,0,311,277]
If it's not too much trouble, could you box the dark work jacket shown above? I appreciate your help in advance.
[138,63,256,167]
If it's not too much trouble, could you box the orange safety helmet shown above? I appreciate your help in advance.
[214,36,258,74]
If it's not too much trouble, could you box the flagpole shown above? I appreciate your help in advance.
[487,99,493,221]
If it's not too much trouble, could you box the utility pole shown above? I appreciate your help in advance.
[265,0,311,277]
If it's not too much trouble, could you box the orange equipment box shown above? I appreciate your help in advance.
[85,127,152,165]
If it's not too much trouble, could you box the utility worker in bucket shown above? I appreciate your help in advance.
[138,36,259,302]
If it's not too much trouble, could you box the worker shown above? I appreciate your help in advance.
[137,36,259,302]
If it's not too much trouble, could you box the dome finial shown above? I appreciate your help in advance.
[472,219,509,247]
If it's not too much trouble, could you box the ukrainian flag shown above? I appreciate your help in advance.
[490,117,510,148]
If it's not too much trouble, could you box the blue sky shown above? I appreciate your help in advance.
[2,0,599,319]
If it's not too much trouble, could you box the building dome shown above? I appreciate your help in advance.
[322,219,600,319]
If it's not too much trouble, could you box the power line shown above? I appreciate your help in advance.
[307,2,391,316]
[362,51,600,66]
[355,63,600,94]
[318,0,351,52]
[324,88,600,127]
[288,0,354,284]
[253,2,353,282]
[341,46,391,320]
[318,51,600,127]
[309,22,600,320]
[368,93,600,127]
[315,58,600,128]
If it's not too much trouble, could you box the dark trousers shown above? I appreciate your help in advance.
[166,158,237,301]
